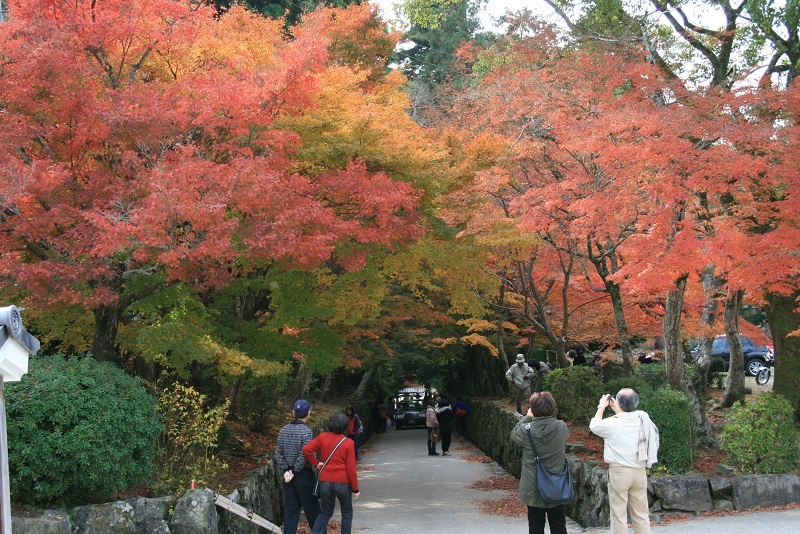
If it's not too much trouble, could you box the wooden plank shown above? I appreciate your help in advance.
[208,489,282,533]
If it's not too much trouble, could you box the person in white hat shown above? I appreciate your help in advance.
[505,354,533,414]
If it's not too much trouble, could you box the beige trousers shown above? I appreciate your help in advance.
[608,464,651,534]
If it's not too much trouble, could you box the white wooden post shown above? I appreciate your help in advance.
[0,306,40,534]
[0,377,9,534]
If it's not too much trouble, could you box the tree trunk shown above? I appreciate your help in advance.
[293,361,314,401]
[496,283,510,369]
[606,280,634,375]
[765,291,800,419]
[693,267,723,394]
[663,275,718,447]
[92,304,121,363]
[319,374,333,403]
[352,361,377,400]
[722,290,746,408]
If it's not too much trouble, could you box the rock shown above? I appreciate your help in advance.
[12,510,71,534]
[731,474,800,510]
[716,464,735,477]
[651,476,713,512]
[129,496,175,527]
[170,490,219,534]
[141,518,172,534]
[708,477,732,499]
[713,498,734,511]
[72,501,137,534]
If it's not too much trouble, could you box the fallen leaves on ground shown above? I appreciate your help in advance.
[452,445,476,451]
[475,495,527,516]
[356,465,374,471]
[655,503,800,525]
[461,454,492,463]
[468,476,519,491]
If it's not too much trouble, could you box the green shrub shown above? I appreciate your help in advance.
[154,383,230,493]
[720,392,800,474]
[635,363,668,391]
[707,357,726,389]
[599,359,627,383]
[544,366,603,423]
[603,376,654,399]
[6,354,162,505]
[639,387,694,473]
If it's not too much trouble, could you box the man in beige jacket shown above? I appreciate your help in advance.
[589,389,659,534]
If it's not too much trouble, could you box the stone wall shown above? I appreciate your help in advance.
[12,401,376,534]
[465,400,800,527]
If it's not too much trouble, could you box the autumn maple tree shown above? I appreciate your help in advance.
[0,1,429,383]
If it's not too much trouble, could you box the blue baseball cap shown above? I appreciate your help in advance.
[294,399,312,412]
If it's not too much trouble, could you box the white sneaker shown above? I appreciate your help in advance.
[442,451,449,455]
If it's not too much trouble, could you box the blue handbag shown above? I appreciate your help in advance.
[526,427,574,504]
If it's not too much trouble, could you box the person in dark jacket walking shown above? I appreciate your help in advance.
[345,405,363,461]
[435,396,454,455]
[510,392,570,534]
[275,399,320,534]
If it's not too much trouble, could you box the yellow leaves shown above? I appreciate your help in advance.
[459,333,500,357]
[458,318,520,335]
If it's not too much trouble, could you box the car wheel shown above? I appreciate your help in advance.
[745,358,764,377]
[396,423,403,430]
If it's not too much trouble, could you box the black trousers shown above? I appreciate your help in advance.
[282,467,320,534]
[527,504,567,534]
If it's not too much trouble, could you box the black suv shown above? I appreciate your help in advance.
[394,399,426,430]
[703,335,773,377]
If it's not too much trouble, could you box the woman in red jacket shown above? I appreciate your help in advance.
[303,412,360,534]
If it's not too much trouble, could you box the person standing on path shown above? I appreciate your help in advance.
[275,399,320,534]
[453,396,470,438]
[425,398,440,455]
[527,358,551,393]
[506,354,533,414]
[345,405,363,461]
[510,392,570,534]
[590,389,660,534]
[435,396,454,455]
[303,412,360,534]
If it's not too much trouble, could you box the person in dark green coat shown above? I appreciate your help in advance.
[510,392,570,534]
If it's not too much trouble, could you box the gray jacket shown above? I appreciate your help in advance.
[510,415,570,508]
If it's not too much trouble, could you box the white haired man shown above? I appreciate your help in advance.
[590,389,659,534]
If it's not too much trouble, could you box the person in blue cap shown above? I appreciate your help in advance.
[275,399,319,534]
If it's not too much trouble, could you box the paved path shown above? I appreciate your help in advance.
[325,426,799,533]
[348,426,581,533]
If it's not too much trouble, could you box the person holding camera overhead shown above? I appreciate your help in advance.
[506,354,534,414]
[510,391,570,534]
[590,389,660,534]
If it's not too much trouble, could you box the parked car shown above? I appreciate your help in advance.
[393,398,426,430]
[692,335,773,377]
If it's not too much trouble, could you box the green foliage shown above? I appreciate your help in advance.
[639,387,694,474]
[154,383,230,493]
[635,363,668,391]
[235,375,289,432]
[543,366,603,423]
[708,357,726,389]
[6,355,162,505]
[603,376,653,398]
[721,392,800,474]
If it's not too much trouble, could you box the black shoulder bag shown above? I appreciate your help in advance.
[526,426,574,505]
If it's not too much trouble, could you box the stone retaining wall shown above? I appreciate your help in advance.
[12,400,376,534]
[15,399,797,531]
[466,400,800,527]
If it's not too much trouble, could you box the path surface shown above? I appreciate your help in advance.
[325,426,799,533]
